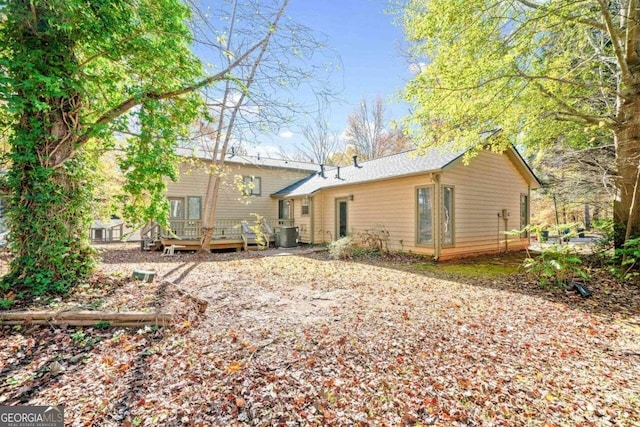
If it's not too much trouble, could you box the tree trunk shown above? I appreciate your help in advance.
[1,6,95,295]
[584,203,591,229]
[4,108,95,294]
[613,92,640,248]
[200,171,222,251]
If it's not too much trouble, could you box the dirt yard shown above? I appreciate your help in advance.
[1,243,639,426]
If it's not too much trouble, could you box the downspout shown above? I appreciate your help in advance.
[527,186,532,246]
[504,212,509,252]
[320,191,324,243]
[310,196,315,244]
[497,213,501,252]
[433,173,442,261]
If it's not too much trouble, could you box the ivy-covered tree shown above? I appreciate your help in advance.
[0,0,258,297]
[403,0,640,247]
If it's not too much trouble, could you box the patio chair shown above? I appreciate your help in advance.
[261,218,275,246]
[241,219,274,251]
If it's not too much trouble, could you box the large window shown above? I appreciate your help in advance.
[169,198,184,219]
[520,193,529,238]
[442,186,454,246]
[187,196,202,220]
[243,176,262,196]
[169,197,201,220]
[417,187,433,245]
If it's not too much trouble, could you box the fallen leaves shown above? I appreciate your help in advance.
[225,361,243,374]
[0,245,639,425]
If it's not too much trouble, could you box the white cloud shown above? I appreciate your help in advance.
[279,130,294,139]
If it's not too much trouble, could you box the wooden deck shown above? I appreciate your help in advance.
[143,218,295,253]
[160,238,244,252]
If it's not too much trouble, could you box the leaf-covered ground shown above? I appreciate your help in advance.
[1,244,639,426]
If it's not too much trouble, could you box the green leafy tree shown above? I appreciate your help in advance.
[0,0,258,296]
[403,0,640,247]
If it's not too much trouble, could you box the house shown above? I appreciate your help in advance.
[272,145,541,260]
[155,154,319,250]
[159,144,540,258]
[90,218,125,242]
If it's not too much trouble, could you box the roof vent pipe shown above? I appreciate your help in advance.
[353,155,360,168]
[335,166,341,179]
[319,164,325,178]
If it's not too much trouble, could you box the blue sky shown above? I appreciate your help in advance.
[255,0,413,157]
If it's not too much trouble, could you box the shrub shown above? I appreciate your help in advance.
[592,219,615,251]
[612,236,640,282]
[355,228,390,254]
[328,236,355,259]
[523,245,589,287]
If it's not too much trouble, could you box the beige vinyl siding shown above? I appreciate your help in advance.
[290,197,313,243]
[167,161,312,221]
[314,174,436,256]
[439,150,530,259]
[311,193,324,243]
[305,150,530,259]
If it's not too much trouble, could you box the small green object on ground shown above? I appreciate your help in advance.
[132,270,155,282]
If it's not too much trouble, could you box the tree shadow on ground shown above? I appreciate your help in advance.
[98,246,266,265]
[0,326,113,405]
[96,241,324,266]
[0,283,179,422]
[315,250,640,325]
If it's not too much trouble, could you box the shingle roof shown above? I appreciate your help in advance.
[224,155,319,172]
[176,148,319,172]
[272,146,466,197]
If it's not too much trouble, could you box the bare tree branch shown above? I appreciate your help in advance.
[625,0,639,65]
[77,37,266,147]
[514,0,607,31]
[596,0,633,86]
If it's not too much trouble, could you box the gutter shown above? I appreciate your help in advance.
[272,168,447,199]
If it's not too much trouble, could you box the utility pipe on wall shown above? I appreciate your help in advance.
[497,209,510,252]
[433,173,442,261]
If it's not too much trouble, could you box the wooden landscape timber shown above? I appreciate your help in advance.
[0,310,174,327]
[165,280,209,314]
[0,278,210,326]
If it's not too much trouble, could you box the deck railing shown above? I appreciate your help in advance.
[154,217,294,241]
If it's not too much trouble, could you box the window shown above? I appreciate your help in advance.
[187,196,201,220]
[243,176,262,196]
[279,199,292,223]
[301,198,310,216]
[442,186,454,246]
[169,198,184,219]
[520,194,529,238]
[416,187,433,245]
[337,199,348,238]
